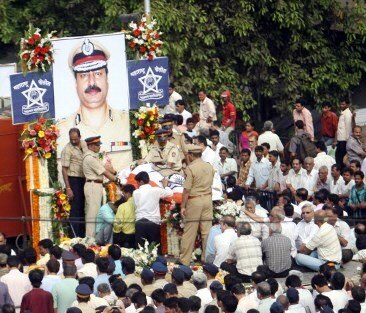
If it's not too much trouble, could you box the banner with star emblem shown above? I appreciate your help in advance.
[10,71,55,124]
[127,57,169,109]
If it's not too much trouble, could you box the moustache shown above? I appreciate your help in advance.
[85,85,101,94]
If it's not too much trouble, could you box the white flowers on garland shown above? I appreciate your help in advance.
[214,201,244,219]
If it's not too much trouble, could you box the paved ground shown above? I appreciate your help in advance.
[276,260,361,288]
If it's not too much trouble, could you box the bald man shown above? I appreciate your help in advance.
[295,210,342,271]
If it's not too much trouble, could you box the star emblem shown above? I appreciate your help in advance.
[138,67,162,94]
[21,80,46,108]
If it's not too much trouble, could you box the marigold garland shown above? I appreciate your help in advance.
[105,182,118,202]
[33,155,40,190]
[31,192,40,249]
[160,201,170,255]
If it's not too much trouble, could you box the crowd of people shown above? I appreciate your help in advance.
[17,83,363,313]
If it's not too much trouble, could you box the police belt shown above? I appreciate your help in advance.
[188,192,212,199]
[86,179,103,184]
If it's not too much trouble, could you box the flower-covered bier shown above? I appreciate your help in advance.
[124,15,163,60]
[21,117,59,160]
[19,25,56,73]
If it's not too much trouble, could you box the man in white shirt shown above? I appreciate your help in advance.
[232,283,258,312]
[210,130,225,159]
[175,99,192,125]
[194,135,217,165]
[164,83,182,114]
[296,204,319,249]
[285,275,315,313]
[197,90,217,131]
[245,146,271,189]
[314,141,335,179]
[40,259,62,293]
[286,158,305,196]
[339,167,355,198]
[323,206,354,263]
[257,282,275,313]
[336,98,353,167]
[330,164,344,194]
[301,157,318,197]
[193,272,212,313]
[296,210,342,271]
[77,249,98,279]
[213,215,238,267]
[286,288,307,313]
[1,256,31,310]
[133,171,173,249]
[257,120,284,152]
[322,272,350,313]
[214,147,238,181]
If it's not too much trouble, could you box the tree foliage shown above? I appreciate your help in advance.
[1,0,366,119]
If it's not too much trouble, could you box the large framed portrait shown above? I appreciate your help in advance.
[52,33,132,170]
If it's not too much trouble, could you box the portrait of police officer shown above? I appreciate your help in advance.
[57,38,132,171]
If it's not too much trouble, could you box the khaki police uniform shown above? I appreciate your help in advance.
[180,153,215,265]
[177,285,196,298]
[61,140,88,237]
[82,150,106,237]
[144,141,182,172]
[57,107,132,171]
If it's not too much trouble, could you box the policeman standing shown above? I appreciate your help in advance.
[83,136,119,237]
[180,144,215,265]
[61,128,87,237]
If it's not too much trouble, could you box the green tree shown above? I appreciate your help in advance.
[1,0,366,121]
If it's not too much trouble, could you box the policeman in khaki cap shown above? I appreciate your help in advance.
[83,136,119,237]
[180,144,215,265]
[141,128,182,175]
[57,38,132,172]
[161,117,187,161]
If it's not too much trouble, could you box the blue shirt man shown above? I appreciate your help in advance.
[95,202,116,245]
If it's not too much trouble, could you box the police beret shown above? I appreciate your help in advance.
[163,283,178,294]
[151,261,167,273]
[286,288,299,303]
[269,302,283,313]
[209,281,223,291]
[141,268,154,281]
[156,255,167,265]
[85,136,102,145]
[66,308,83,313]
[203,263,219,276]
[186,144,202,153]
[171,268,185,283]
[76,283,92,296]
[69,38,110,73]
[178,265,193,279]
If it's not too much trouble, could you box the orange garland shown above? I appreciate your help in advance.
[28,156,40,249]
[31,192,40,249]
[33,156,40,190]
[160,202,170,255]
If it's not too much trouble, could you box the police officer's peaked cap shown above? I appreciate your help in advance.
[69,38,110,73]
[75,284,92,297]
[85,136,102,146]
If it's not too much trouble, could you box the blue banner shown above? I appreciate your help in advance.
[127,57,169,109]
[10,71,55,125]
